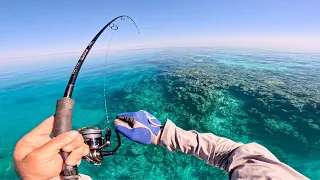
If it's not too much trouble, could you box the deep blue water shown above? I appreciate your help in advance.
[0,48,319,179]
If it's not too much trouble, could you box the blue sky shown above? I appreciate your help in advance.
[1,0,320,59]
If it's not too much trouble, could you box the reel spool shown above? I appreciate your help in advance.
[78,127,121,165]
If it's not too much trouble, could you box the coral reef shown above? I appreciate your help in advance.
[1,48,319,179]
[77,48,320,179]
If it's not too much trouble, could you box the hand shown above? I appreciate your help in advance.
[13,116,90,180]
[114,110,163,145]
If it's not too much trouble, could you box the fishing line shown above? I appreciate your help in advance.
[103,30,115,124]
[63,16,139,98]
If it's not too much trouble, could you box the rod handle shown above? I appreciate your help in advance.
[54,97,79,180]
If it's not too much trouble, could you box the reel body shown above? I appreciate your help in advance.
[78,127,121,165]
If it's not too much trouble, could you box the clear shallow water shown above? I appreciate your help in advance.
[0,48,319,179]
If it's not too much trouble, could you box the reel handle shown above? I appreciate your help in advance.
[100,130,121,156]
[54,97,79,180]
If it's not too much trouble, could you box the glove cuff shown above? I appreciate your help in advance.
[155,126,164,145]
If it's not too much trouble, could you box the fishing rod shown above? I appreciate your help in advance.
[53,15,139,180]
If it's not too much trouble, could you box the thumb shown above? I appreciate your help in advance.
[33,131,80,155]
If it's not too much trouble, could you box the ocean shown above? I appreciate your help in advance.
[0,47,319,179]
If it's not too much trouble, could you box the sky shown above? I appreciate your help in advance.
[1,0,320,60]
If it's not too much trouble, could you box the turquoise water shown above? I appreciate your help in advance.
[0,48,319,179]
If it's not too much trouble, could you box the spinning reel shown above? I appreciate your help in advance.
[78,127,121,165]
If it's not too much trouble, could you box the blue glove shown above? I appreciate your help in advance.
[114,110,162,145]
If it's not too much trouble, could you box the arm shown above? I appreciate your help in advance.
[159,120,309,180]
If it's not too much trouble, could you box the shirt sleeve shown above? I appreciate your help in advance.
[159,120,309,180]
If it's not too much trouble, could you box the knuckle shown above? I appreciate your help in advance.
[50,136,67,146]
[56,133,73,142]
[72,136,85,147]
[76,134,84,143]
[27,151,40,160]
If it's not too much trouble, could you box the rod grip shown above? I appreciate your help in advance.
[54,97,79,180]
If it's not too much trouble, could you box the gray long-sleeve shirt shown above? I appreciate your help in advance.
[159,120,309,180]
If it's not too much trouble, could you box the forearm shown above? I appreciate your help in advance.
[158,119,242,170]
[159,120,309,179]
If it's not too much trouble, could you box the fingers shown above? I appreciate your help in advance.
[34,131,80,155]
[65,144,90,166]
[62,134,89,166]
[114,119,134,129]
[29,116,55,136]
[62,134,85,152]
[116,116,136,127]
[31,129,89,166]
